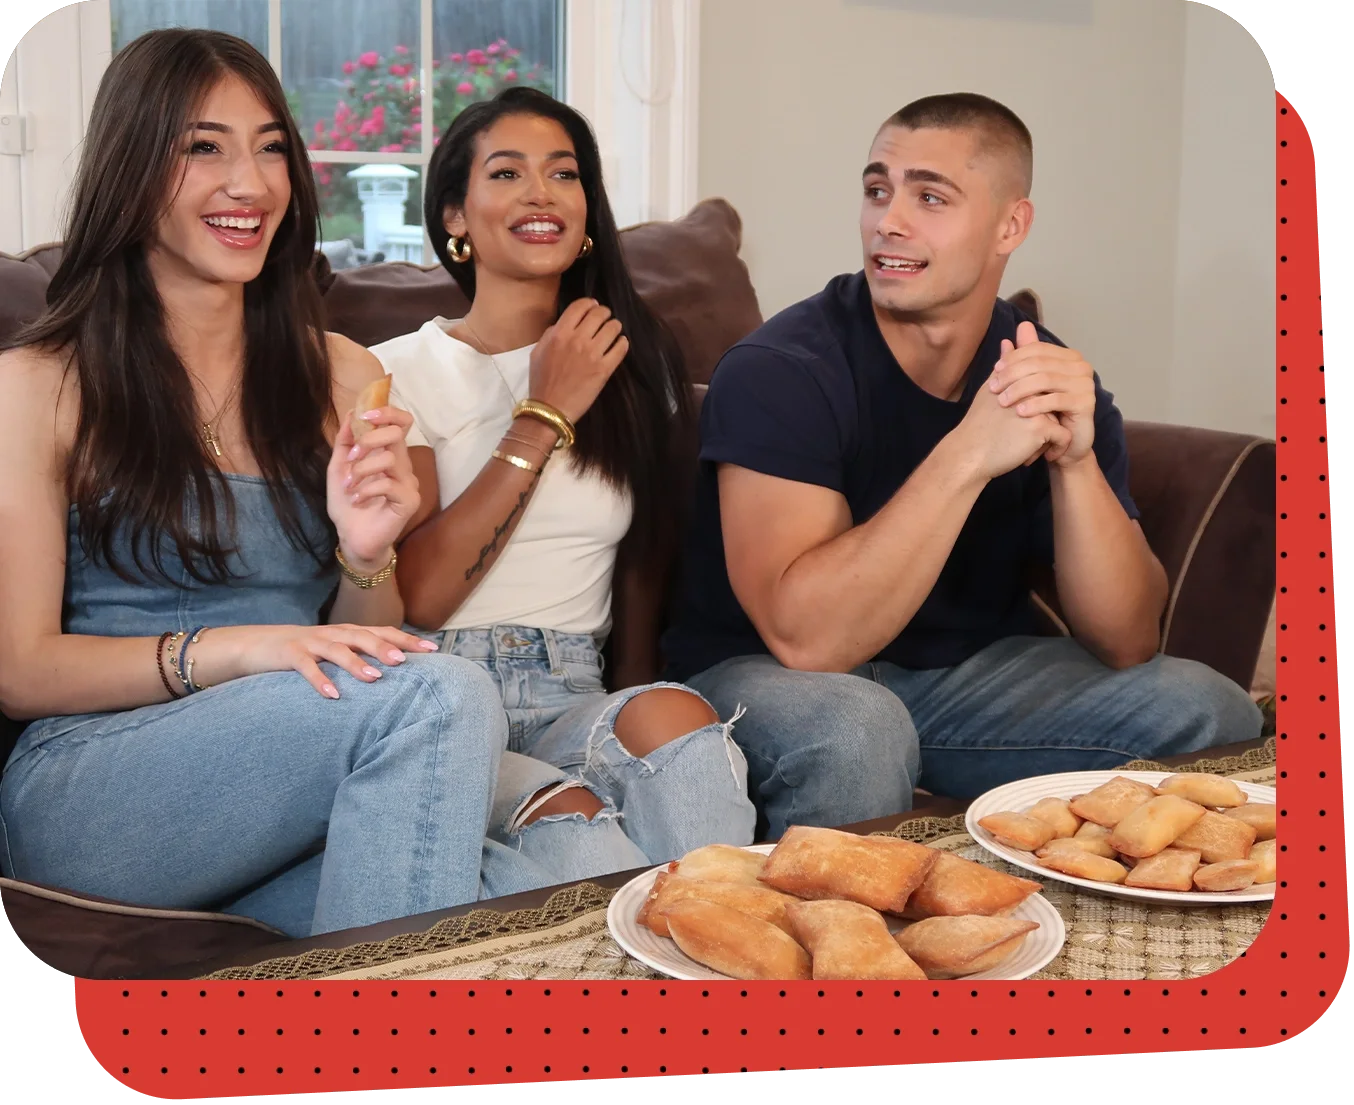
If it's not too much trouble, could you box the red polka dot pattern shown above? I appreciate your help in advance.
[71,93,1344,1096]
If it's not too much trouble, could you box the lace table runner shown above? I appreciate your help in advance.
[204,740,1276,982]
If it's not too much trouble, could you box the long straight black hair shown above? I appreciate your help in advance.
[423,87,693,556]
[6,28,334,584]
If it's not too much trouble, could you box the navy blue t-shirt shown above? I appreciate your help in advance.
[661,271,1139,682]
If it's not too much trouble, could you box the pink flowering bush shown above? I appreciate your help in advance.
[307,38,550,159]
[303,38,551,233]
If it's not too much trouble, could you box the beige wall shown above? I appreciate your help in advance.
[1170,3,1275,437]
[697,0,1274,436]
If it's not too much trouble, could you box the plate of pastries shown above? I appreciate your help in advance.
[606,826,1065,982]
[966,771,1277,904]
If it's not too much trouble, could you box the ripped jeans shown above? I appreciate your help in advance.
[435,626,757,900]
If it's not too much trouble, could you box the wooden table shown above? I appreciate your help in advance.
[172,739,1265,980]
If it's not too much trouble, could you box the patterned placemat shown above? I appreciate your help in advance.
[203,739,1276,982]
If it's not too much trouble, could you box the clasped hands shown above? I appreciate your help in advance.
[968,320,1096,476]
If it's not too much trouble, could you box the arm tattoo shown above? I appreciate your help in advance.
[464,478,539,582]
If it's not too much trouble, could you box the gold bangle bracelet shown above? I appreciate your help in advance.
[512,399,576,449]
[500,431,552,458]
[491,448,542,474]
[336,545,398,589]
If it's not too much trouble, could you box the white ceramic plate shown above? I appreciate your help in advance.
[606,843,1066,982]
[966,770,1277,905]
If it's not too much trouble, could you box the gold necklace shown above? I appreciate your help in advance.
[200,384,240,459]
[457,316,522,406]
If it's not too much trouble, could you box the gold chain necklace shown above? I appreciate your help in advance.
[199,383,240,459]
[457,316,522,406]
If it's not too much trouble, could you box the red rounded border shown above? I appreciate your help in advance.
[69,93,1345,1098]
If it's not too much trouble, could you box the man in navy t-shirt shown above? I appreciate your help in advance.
[662,93,1260,839]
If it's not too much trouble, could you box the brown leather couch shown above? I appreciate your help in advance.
[0,198,1275,977]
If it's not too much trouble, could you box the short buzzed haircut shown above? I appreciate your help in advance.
[882,93,1034,198]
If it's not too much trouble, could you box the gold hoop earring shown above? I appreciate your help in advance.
[449,236,472,263]
[576,234,593,260]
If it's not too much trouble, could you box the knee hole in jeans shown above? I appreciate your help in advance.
[517,784,606,827]
[612,688,720,758]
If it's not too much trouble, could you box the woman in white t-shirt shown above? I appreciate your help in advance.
[372,88,756,894]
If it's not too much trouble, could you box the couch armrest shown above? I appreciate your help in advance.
[1036,421,1274,689]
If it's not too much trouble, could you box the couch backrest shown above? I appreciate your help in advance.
[0,197,765,390]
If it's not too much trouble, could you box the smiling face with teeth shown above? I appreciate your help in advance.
[148,73,291,290]
[860,124,1032,321]
[440,113,589,286]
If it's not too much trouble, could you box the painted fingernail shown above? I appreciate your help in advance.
[351,493,361,504]
[342,475,352,489]
[348,445,361,460]
[388,650,406,662]
[323,683,339,699]
[363,666,382,679]
[418,641,439,651]
[364,410,383,421]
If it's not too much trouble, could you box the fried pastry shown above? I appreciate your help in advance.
[1248,838,1276,884]
[757,826,938,914]
[1068,776,1156,827]
[1034,840,1128,883]
[1108,794,1208,858]
[669,843,767,886]
[895,915,1040,980]
[351,375,391,439]
[1069,821,1119,858]
[1154,772,1247,808]
[1123,846,1203,892]
[662,899,811,980]
[637,872,799,938]
[1173,810,1258,863]
[902,851,1042,919]
[785,899,927,981]
[1193,859,1259,892]
[976,811,1056,852]
[1027,797,1082,839]
[1223,803,1277,841]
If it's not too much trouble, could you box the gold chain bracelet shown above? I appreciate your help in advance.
[336,546,398,589]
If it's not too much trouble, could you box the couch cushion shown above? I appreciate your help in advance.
[0,201,764,386]
[1,876,286,979]
[320,197,763,384]
[0,244,63,345]
[617,198,763,385]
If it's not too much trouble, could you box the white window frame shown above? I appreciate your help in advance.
[1,0,700,256]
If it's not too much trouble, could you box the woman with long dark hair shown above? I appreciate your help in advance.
[0,29,506,938]
[377,87,755,890]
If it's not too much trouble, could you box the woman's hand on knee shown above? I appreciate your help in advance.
[192,624,441,700]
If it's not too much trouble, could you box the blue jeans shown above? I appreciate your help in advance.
[684,636,1264,840]
[0,654,507,939]
[437,626,756,899]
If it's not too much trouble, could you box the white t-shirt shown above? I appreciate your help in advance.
[370,317,633,637]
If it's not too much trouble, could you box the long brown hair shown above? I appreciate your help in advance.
[424,87,694,557]
[6,28,333,584]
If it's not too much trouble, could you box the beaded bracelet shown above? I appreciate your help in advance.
[164,630,187,692]
[176,625,205,690]
[155,631,184,700]
[180,626,212,693]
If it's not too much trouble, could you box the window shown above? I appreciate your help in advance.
[3,1,700,259]
[109,0,562,267]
